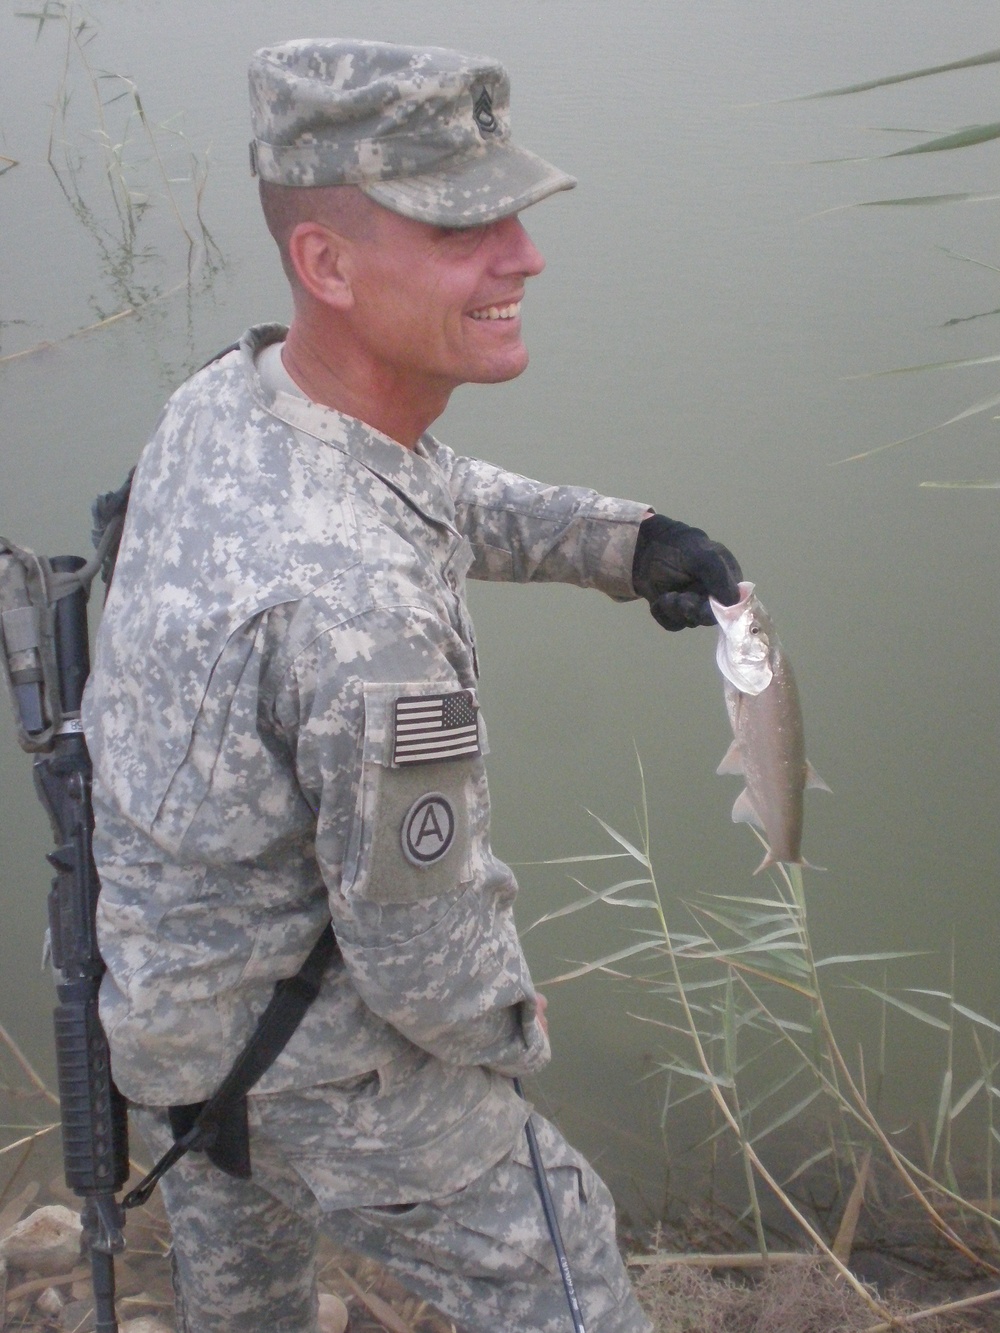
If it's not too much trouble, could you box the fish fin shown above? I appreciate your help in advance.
[805,762,832,794]
[716,740,744,776]
[754,854,828,876]
[731,788,764,830]
[753,849,776,876]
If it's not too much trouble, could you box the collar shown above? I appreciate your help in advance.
[238,325,457,531]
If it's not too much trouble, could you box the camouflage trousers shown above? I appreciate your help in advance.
[133,1099,651,1333]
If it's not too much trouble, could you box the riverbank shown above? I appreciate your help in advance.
[2,1026,997,1331]
[2,1172,997,1332]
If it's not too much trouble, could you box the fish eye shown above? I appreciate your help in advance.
[749,623,761,635]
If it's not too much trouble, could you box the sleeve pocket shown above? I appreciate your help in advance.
[344,682,488,906]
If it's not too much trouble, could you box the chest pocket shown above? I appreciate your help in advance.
[345,682,489,906]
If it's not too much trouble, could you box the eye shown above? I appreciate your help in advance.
[437,223,489,252]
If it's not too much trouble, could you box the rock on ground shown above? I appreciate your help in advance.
[318,1290,349,1333]
[0,1203,82,1275]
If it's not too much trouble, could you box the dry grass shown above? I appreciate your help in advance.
[633,1259,949,1333]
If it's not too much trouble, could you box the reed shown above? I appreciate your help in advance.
[7,0,221,362]
[532,760,1000,1315]
[790,47,1000,487]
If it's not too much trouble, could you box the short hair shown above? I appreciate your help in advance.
[258,181,378,287]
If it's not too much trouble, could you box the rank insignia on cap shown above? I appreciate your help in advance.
[472,84,498,136]
[393,691,481,765]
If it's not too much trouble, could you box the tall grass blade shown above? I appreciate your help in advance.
[723,974,737,1077]
[791,48,1000,100]
[937,245,1000,276]
[655,1062,734,1090]
[888,122,1000,156]
[584,811,651,867]
[781,1144,835,1188]
[750,1087,823,1146]
[931,1068,953,1164]
[772,1015,812,1034]
[832,1149,871,1264]
[845,352,1000,378]
[697,924,806,952]
[804,193,1000,223]
[861,191,1000,206]
[832,388,1000,463]
[736,1061,812,1119]
[541,938,664,985]
[815,951,922,967]
[850,983,950,1030]
[949,1076,985,1121]
[0,1125,57,1158]
[951,1002,1000,1036]
[522,853,629,866]
[526,877,653,930]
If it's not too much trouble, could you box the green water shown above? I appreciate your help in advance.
[2,0,998,1222]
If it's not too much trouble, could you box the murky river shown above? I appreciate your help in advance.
[2,0,999,1222]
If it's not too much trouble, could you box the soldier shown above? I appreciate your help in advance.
[82,39,741,1333]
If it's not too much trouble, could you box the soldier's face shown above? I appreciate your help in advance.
[346,208,546,394]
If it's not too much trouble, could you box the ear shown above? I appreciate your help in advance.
[287,222,354,309]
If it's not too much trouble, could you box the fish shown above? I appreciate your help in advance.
[709,581,829,874]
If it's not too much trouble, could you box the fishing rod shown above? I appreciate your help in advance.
[513,1077,588,1333]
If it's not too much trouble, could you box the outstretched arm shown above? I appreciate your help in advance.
[433,445,742,624]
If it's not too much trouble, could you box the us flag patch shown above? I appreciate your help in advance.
[393,691,481,765]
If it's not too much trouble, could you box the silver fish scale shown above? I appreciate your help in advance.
[713,582,828,872]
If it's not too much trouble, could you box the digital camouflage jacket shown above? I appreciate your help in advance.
[82,325,648,1193]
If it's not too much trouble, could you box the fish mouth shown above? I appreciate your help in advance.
[712,582,774,695]
[710,581,755,622]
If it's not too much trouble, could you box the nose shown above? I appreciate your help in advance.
[495,215,545,277]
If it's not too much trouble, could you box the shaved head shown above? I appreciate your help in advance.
[259,182,379,288]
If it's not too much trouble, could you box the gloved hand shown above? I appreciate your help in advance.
[632,513,742,631]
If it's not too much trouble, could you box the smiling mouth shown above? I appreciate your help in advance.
[468,301,522,321]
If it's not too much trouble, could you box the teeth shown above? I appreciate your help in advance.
[469,302,521,321]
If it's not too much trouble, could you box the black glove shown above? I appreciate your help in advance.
[632,513,742,632]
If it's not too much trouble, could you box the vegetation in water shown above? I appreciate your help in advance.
[1,20,997,1333]
[3,763,994,1328]
[1,1,221,366]
[3,1011,991,1332]
[797,49,1000,487]
[529,760,1000,1329]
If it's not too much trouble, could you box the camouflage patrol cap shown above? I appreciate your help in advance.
[248,38,576,227]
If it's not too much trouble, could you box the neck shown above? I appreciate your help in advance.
[281,318,450,450]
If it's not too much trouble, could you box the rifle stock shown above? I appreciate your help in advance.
[3,550,129,1333]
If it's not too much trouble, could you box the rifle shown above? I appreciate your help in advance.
[1,522,130,1333]
[0,474,335,1327]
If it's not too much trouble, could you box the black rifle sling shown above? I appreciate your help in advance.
[124,921,338,1208]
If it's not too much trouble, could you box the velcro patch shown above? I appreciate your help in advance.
[393,691,480,766]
